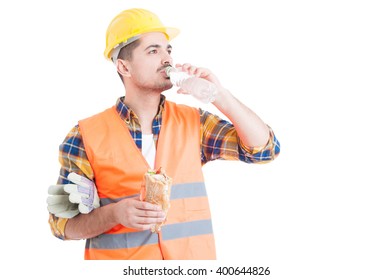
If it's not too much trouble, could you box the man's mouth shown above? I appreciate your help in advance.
[157,65,172,76]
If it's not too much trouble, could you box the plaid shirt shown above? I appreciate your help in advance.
[49,96,280,239]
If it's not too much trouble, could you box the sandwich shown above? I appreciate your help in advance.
[140,167,172,233]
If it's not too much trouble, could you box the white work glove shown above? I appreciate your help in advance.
[47,184,79,218]
[47,173,100,218]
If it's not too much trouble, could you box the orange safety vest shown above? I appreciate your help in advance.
[78,101,216,260]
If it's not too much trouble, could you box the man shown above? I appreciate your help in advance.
[47,8,280,260]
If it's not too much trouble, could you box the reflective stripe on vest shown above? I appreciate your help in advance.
[86,219,213,249]
[79,101,216,260]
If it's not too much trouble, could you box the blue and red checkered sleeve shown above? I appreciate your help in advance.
[200,109,280,164]
[49,125,94,240]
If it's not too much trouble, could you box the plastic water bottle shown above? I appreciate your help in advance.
[165,66,217,104]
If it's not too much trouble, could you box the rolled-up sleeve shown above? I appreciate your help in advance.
[238,126,280,163]
[48,125,94,240]
[200,109,280,164]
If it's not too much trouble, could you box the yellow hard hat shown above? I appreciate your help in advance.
[104,8,180,61]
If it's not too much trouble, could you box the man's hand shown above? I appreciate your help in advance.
[114,197,166,231]
[175,63,222,86]
[47,173,100,218]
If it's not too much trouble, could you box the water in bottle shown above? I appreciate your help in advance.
[165,66,217,104]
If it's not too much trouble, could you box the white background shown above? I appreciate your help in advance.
[1,0,391,279]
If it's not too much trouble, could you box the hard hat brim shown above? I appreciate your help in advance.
[105,26,180,60]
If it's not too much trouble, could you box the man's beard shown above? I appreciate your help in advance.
[155,79,173,92]
[135,78,173,93]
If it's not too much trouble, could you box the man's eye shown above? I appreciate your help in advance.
[149,49,158,54]
[168,50,172,55]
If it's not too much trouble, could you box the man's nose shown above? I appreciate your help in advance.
[162,53,172,66]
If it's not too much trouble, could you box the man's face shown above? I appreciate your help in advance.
[127,32,173,92]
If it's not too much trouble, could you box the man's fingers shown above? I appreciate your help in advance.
[138,209,166,219]
[136,200,162,211]
[177,88,189,94]
[131,200,166,220]
[135,216,166,225]
[174,63,209,77]
[134,201,166,219]
[194,67,211,78]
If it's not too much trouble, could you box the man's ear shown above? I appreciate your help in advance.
[116,59,132,78]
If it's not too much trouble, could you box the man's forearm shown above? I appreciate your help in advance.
[64,203,118,240]
[213,88,271,148]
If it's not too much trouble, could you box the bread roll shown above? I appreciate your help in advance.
[140,167,172,233]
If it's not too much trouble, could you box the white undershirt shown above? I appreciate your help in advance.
[142,134,156,168]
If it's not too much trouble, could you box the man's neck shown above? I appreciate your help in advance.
[123,90,162,134]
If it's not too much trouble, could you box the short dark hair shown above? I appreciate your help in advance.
[116,39,141,82]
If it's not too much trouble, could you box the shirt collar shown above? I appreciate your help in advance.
[115,95,166,122]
